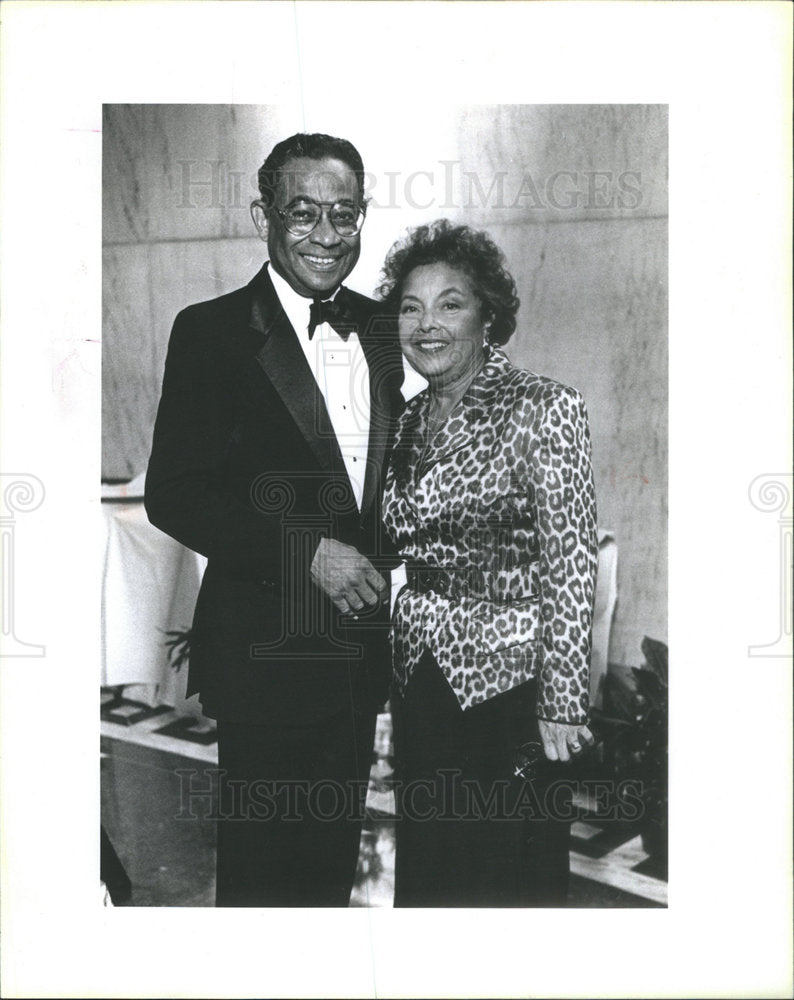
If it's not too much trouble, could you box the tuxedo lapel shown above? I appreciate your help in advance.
[248,268,401,520]
[249,267,346,476]
[357,318,398,521]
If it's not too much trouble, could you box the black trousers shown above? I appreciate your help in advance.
[215,705,376,907]
[391,652,572,908]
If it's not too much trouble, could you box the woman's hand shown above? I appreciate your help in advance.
[537,719,595,763]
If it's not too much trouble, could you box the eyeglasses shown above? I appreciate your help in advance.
[274,197,366,238]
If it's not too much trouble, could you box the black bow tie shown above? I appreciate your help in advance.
[307,291,355,341]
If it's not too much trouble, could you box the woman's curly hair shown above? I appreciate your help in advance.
[377,219,520,345]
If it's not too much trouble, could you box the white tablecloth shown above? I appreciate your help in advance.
[591,530,618,709]
[101,497,207,710]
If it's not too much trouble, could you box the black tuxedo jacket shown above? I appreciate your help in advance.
[145,265,404,724]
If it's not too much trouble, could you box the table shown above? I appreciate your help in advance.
[102,492,206,711]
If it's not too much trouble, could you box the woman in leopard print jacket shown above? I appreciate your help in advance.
[379,220,599,907]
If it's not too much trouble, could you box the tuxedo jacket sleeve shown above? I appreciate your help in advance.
[146,303,293,584]
[146,269,402,582]
[383,348,598,725]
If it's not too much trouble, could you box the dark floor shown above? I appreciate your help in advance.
[101,729,666,908]
[102,739,216,906]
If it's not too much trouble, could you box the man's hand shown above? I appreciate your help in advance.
[310,538,387,615]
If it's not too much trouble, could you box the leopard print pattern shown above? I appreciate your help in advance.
[383,348,598,723]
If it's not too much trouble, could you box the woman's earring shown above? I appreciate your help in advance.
[483,323,492,351]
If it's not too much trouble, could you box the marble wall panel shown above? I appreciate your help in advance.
[103,103,467,251]
[146,237,267,344]
[103,105,289,244]
[492,216,668,664]
[454,105,667,226]
[102,237,264,480]
[102,244,155,481]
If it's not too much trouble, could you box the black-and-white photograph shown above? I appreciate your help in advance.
[99,103,668,910]
[2,3,791,998]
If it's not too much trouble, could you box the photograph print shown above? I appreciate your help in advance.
[100,104,668,909]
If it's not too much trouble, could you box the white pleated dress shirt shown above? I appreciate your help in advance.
[269,266,371,511]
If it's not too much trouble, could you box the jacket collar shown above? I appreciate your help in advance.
[394,348,511,473]
[248,263,358,340]
[248,263,398,521]
[248,263,289,339]
[249,265,346,480]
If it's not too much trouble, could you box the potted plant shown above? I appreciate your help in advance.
[589,636,668,868]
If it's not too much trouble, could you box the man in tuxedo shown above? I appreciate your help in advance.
[145,133,403,906]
